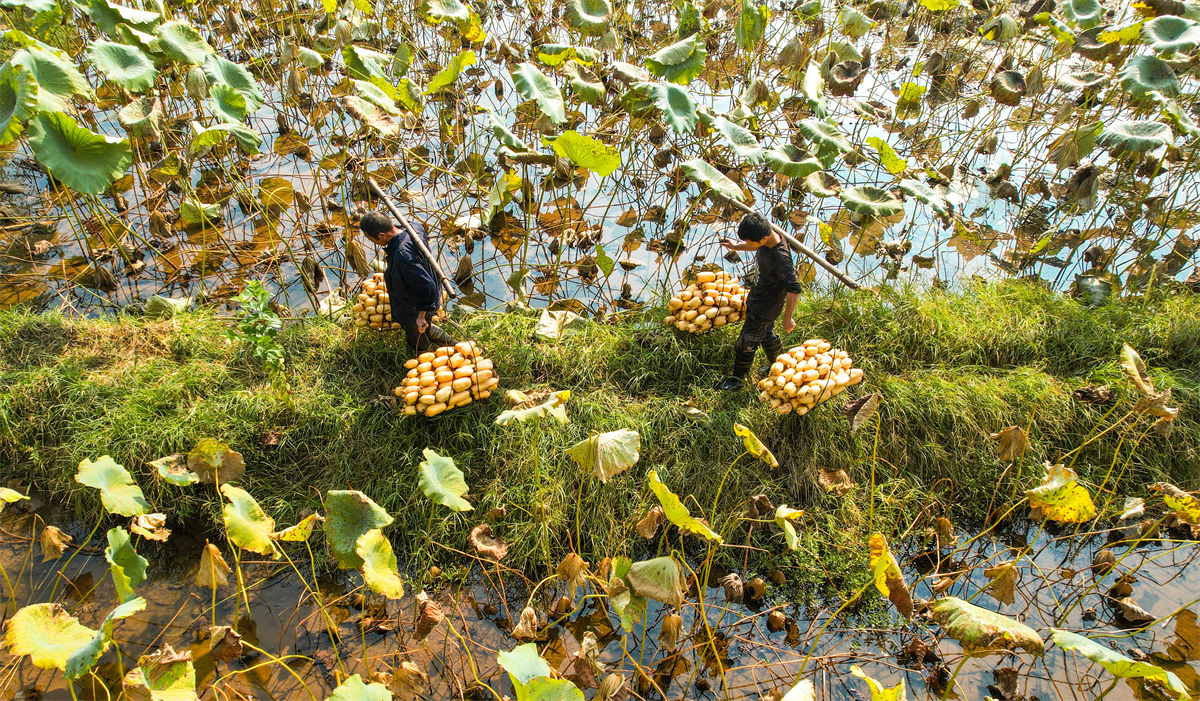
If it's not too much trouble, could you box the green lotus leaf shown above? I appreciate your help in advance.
[220,484,278,557]
[733,422,778,466]
[647,469,724,542]
[271,512,324,542]
[802,61,827,118]
[849,666,905,701]
[396,78,423,111]
[119,96,165,138]
[866,136,907,175]
[625,555,686,607]
[536,44,600,67]
[1097,120,1173,155]
[106,526,149,602]
[645,34,707,85]
[566,0,612,35]
[518,677,585,701]
[1154,92,1200,137]
[1047,120,1103,168]
[422,0,469,24]
[418,448,473,512]
[11,47,93,113]
[0,63,37,146]
[329,674,393,701]
[841,185,904,218]
[678,0,707,38]
[512,62,566,124]
[498,644,553,689]
[496,390,571,425]
[87,0,159,36]
[156,20,213,65]
[190,121,262,154]
[979,13,1021,41]
[566,428,640,482]
[356,528,405,598]
[765,143,822,178]
[1025,463,1097,522]
[541,129,621,176]
[1036,12,1076,45]
[838,5,874,38]
[929,596,1044,656]
[324,489,394,568]
[736,0,771,48]
[65,597,146,680]
[351,78,398,114]
[1050,629,1188,700]
[1057,70,1108,91]
[0,487,29,513]
[0,0,57,13]
[1099,20,1143,43]
[179,199,220,224]
[1119,55,1180,97]
[207,83,247,123]
[88,40,157,92]
[705,113,764,164]
[898,179,948,215]
[797,118,852,166]
[630,81,698,135]
[138,645,199,701]
[115,23,161,55]
[1063,0,1104,29]
[805,170,841,196]
[148,454,198,485]
[296,45,325,69]
[680,158,745,203]
[1143,15,1200,53]
[489,111,528,151]
[203,54,264,111]
[425,49,475,94]
[564,59,605,104]
[343,43,391,81]
[75,455,149,516]
[3,604,96,671]
[774,504,804,550]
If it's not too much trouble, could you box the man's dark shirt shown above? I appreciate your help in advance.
[383,220,440,318]
[745,242,803,321]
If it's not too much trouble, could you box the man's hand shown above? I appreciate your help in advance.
[416,311,429,333]
[719,237,739,250]
[782,316,796,333]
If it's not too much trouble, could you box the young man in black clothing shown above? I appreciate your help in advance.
[716,212,803,391]
[359,211,456,352]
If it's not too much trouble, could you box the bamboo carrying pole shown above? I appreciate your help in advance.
[719,196,861,290]
[367,177,457,299]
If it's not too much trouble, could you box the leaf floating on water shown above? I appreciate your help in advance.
[842,392,881,432]
[868,533,913,619]
[928,596,1044,656]
[983,561,1019,605]
[990,426,1029,462]
[64,597,147,681]
[647,470,724,542]
[1116,596,1156,624]
[1025,462,1096,524]
[779,679,816,701]
[1051,629,1189,700]
[329,674,393,701]
[208,625,242,664]
[195,542,232,589]
[389,660,429,700]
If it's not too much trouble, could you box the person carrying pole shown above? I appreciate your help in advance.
[715,212,803,391]
[358,210,456,352]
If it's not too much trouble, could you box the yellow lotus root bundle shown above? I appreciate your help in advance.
[394,341,499,417]
[352,273,447,329]
[756,338,864,415]
[663,271,747,334]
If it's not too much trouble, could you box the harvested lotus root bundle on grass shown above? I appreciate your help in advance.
[757,338,864,415]
[394,341,499,417]
[663,271,747,334]
[353,273,447,329]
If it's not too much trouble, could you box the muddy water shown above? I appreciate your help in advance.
[3,495,1199,701]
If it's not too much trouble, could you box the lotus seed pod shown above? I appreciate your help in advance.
[720,573,744,603]
[186,66,209,100]
[767,610,786,632]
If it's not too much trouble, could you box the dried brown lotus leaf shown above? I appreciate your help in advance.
[208,625,243,664]
[597,673,625,701]
[196,542,232,589]
[767,610,786,632]
[990,426,1029,462]
[40,525,72,562]
[557,552,589,598]
[131,513,171,542]
[746,577,767,600]
[636,505,664,538]
[659,612,683,652]
[415,591,444,640]
[983,561,1018,605]
[818,468,856,495]
[390,660,428,700]
[468,523,508,560]
[512,605,542,640]
[720,573,744,603]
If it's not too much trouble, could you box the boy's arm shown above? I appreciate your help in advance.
[782,292,799,332]
[719,238,758,251]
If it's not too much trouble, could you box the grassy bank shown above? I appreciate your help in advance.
[2,280,1198,596]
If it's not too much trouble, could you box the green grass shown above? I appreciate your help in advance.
[1,279,1198,597]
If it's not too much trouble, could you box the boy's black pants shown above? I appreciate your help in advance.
[731,313,782,378]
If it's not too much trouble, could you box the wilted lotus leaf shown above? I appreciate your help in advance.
[40,525,71,561]
[780,679,816,701]
[850,665,905,701]
[329,674,392,701]
[747,493,775,518]
[512,62,566,124]
[765,144,822,178]
[989,70,1026,105]
[596,673,625,701]
[468,523,508,560]
[842,393,882,433]
[868,533,912,619]
[934,517,956,544]
[418,448,473,512]
[564,60,606,104]
[496,390,571,425]
[990,426,1028,461]
[271,512,324,541]
[659,612,683,652]
[422,0,470,24]
[895,81,926,120]
[208,625,242,664]
[1120,55,1180,97]
[186,438,244,484]
[324,490,393,569]
[149,454,199,486]
[1117,596,1155,623]
[636,505,664,538]
[979,13,1021,41]
[626,556,686,607]
[390,660,429,700]
[1025,463,1096,523]
[356,529,405,599]
[1058,71,1109,92]
[512,606,542,640]
[818,468,855,495]
[566,0,612,34]
[0,486,28,513]
[106,526,149,603]
[1144,15,1200,53]
[1120,344,1179,434]
[196,542,232,589]
[733,422,778,467]
[64,597,146,681]
[415,592,444,640]
[681,158,745,203]
[76,455,150,517]
[3,603,97,671]
[774,505,804,550]
[137,645,198,701]
[841,185,904,218]
[828,60,863,97]
[557,553,589,598]
[1151,483,1200,524]
[219,484,277,558]
[645,34,707,85]
[647,470,723,542]
[131,513,170,542]
[567,428,640,483]
[1098,120,1174,156]
[984,561,1019,605]
[928,596,1044,656]
[1047,121,1103,170]
[865,137,907,175]
[1051,629,1189,700]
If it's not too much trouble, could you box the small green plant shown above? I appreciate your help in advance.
[227,281,284,375]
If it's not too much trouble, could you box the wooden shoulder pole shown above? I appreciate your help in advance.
[367,177,457,299]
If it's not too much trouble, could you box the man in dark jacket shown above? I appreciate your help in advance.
[716,212,803,391]
[359,211,455,352]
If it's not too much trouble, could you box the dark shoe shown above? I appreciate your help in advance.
[717,376,745,391]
